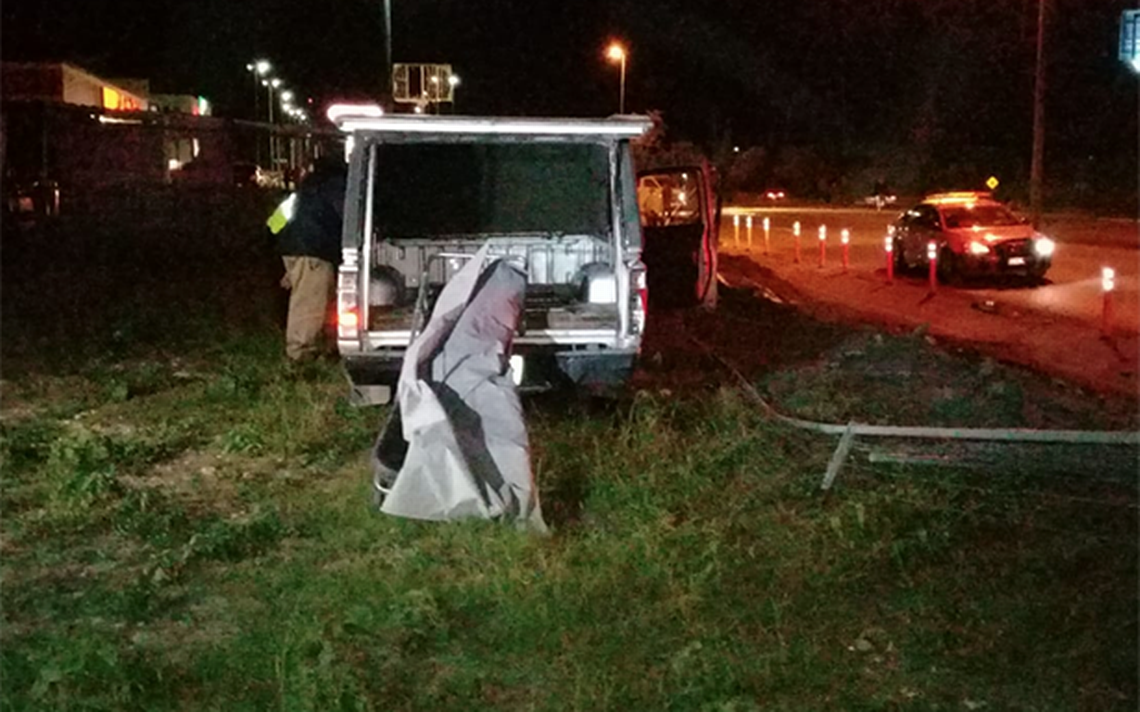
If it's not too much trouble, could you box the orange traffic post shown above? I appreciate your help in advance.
[733,214,740,247]
[746,214,754,250]
[884,236,894,284]
[763,216,770,255]
[1102,267,1115,339]
[818,225,827,268]
[841,229,850,273]
[793,221,801,263]
[927,241,938,294]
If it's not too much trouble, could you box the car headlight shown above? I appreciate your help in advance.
[968,241,990,255]
[1034,237,1055,257]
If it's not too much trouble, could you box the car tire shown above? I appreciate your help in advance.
[937,247,961,285]
[892,238,907,273]
[1027,265,1049,286]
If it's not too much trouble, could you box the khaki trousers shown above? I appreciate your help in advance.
[282,256,335,361]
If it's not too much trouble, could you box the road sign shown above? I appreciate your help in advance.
[986,176,1000,191]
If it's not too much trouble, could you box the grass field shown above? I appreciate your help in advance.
[2,194,1137,711]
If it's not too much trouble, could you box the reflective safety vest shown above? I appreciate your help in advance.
[266,193,297,235]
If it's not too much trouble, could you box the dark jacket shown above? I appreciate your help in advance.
[277,160,347,264]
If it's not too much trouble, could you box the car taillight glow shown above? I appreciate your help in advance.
[1035,237,1055,257]
[629,264,647,334]
[968,241,990,255]
[337,278,360,339]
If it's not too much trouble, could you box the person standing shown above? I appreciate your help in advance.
[271,155,347,362]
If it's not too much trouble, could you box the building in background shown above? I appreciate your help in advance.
[2,61,338,221]
[150,94,212,116]
[3,62,150,112]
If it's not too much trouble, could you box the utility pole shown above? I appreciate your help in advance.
[1029,0,1048,228]
[383,0,393,107]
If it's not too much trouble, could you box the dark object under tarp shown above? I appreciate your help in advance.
[371,245,546,531]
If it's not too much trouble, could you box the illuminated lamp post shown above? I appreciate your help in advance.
[245,59,271,120]
[262,77,282,124]
[262,77,282,166]
[606,43,627,114]
[246,60,271,164]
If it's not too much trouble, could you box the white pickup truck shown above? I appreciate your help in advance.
[328,108,652,405]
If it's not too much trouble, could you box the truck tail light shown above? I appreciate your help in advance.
[629,262,647,335]
[338,309,359,330]
[337,271,360,340]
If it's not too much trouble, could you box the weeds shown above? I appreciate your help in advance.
[2,275,1136,710]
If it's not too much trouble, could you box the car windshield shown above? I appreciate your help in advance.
[939,204,1022,229]
[372,142,611,238]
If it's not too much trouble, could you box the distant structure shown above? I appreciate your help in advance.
[3,62,150,112]
[1,61,336,221]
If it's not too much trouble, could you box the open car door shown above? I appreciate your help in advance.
[636,160,718,310]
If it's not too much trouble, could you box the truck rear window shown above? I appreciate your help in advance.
[372,143,610,238]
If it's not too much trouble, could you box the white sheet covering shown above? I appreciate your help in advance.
[373,245,546,531]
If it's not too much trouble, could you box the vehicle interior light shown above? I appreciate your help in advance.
[968,241,990,255]
[509,355,525,386]
[587,274,617,304]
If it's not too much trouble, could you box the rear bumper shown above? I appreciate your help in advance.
[342,346,637,390]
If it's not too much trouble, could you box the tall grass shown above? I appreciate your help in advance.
[3,354,1135,711]
[2,193,1135,710]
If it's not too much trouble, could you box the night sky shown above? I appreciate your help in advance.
[3,0,1137,189]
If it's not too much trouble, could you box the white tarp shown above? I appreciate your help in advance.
[371,245,546,531]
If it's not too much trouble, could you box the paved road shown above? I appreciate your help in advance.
[721,205,1139,334]
[716,205,1139,395]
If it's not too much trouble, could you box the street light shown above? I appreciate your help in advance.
[245,59,271,121]
[262,77,282,167]
[605,42,627,114]
[262,77,282,123]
